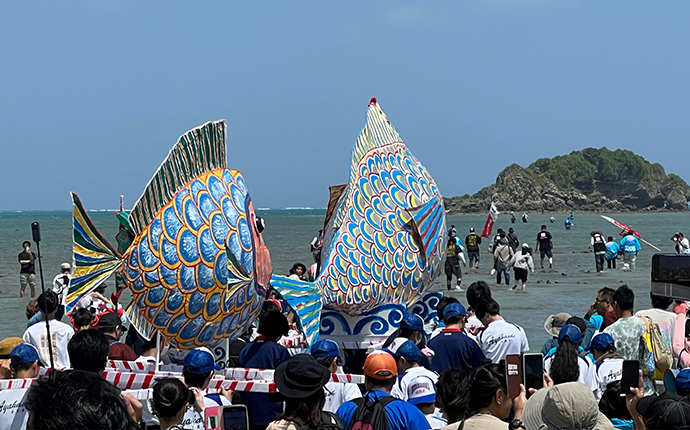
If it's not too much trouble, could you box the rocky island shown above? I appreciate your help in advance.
[444,147,690,214]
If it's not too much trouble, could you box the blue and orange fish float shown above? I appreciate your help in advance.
[272,98,446,345]
[67,121,272,349]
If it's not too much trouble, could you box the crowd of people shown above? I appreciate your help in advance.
[4,277,690,430]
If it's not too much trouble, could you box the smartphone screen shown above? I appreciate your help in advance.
[223,405,249,430]
[523,353,544,396]
[621,360,639,395]
[504,354,522,398]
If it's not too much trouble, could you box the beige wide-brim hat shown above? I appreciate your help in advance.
[544,312,572,337]
[523,383,615,430]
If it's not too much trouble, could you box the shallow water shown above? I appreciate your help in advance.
[1,209,686,350]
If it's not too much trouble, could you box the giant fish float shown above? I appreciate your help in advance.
[272,98,446,346]
[66,121,272,349]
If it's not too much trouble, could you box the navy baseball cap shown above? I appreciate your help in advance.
[443,303,466,317]
[311,339,344,365]
[558,324,582,345]
[400,313,424,332]
[10,344,39,365]
[183,347,221,374]
[585,333,615,351]
[383,338,420,362]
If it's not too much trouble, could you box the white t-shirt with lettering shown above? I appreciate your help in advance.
[477,318,529,363]
[182,394,232,430]
[22,319,74,369]
[595,358,624,396]
[545,354,599,398]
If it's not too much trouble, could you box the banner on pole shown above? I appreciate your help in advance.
[481,202,499,238]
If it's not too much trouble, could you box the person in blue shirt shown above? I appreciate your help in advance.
[619,231,641,271]
[605,236,621,269]
[426,303,485,375]
[336,351,431,430]
[239,310,291,429]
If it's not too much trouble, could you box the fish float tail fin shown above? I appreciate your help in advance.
[66,192,123,314]
[125,301,156,340]
[270,275,323,347]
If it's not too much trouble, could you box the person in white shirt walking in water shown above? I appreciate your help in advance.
[475,298,529,364]
[52,262,72,321]
[509,243,534,291]
[22,291,75,369]
[311,339,361,413]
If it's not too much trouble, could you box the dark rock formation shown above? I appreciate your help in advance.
[445,148,690,214]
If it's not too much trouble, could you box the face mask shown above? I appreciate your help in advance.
[24,247,30,252]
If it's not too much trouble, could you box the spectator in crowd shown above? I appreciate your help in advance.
[22,291,74,368]
[151,378,205,430]
[336,351,431,430]
[585,287,618,331]
[239,310,291,429]
[623,371,690,430]
[603,285,653,394]
[24,369,142,430]
[381,312,431,367]
[9,343,40,379]
[68,329,109,373]
[134,332,160,365]
[268,354,344,429]
[541,312,572,357]
[406,374,447,429]
[25,299,43,328]
[664,368,690,397]
[465,281,492,339]
[475,298,529,363]
[51,262,72,320]
[673,301,690,368]
[523,382,613,430]
[0,337,23,380]
[590,230,607,273]
[311,339,361,413]
[543,316,596,359]
[384,338,439,400]
[587,333,624,397]
[71,308,95,331]
[430,296,460,339]
[635,293,676,349]
[447,363,526,430]
[182,347,232,429]
[598,381,633,430]
[97,312,137,361]
[427,303,485,374]
[435,369,470,425]
[544,325,598,396]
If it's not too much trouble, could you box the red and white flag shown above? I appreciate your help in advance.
[481,202,499,238]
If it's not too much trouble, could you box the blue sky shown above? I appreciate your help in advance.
[2,1,689,210]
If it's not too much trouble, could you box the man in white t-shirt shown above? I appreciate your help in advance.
[51,262,72,321]
[475,298,529,363]
[181,348,233,430]
[586,333,623,397]
[311,339,361,413]
[383,338,438,401]
[635,293,676,349]
[22,291,74,369]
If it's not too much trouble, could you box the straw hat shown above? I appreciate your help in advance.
[543,313,572,337]
[590,230,603,237]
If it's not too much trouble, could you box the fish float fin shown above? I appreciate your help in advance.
[129,120,227,234]
[270,275,323,347]
[403,197,446,267]
[125,301,156,341]
[66,192,123,314]
[334,98,403,228]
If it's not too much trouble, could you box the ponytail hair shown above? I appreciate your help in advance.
[459,363,507,419]
[550,338,580,385]
[151,378,188,419]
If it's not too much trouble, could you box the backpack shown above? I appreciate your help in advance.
[347,395,398,430]
[640,316,674,379]
[294,412,344,430]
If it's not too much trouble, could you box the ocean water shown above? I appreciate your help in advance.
[1,209,687,351]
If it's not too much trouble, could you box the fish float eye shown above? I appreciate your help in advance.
[255,216,265,233]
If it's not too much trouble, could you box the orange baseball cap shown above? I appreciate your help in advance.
[363,351,397,380]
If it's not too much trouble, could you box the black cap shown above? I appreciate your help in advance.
[274,354,330,398]
[637,391,690,429]
[98,312,127,331]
